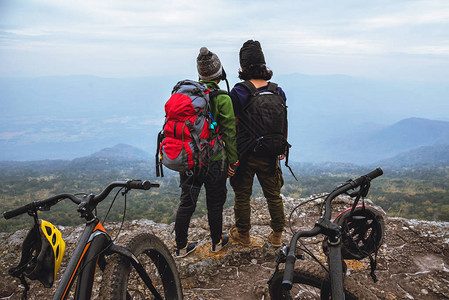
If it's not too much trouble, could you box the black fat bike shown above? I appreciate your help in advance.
[268,168,385,299]
[3,180,183,300]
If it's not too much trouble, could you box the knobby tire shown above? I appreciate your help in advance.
[268,261,373,300]
[99,233,183,300]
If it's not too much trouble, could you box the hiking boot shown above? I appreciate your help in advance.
[230,226,251,246]
[211,235,230,252]
[175,243,196,258]
[268,231,283,248]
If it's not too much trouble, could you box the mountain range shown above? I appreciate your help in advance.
[377,144,449,168]
[81,118,449,168]
[1,74,448,164]
[320,117,449,164]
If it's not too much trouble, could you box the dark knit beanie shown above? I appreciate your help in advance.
[239,40,266,68]
[197,47,223,80]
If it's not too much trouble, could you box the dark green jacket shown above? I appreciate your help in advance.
[201,80,238,164]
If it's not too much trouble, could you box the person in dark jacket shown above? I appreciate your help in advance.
[229,40,287,248]
[174,47,238,257]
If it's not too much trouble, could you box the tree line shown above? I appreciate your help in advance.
[1,160,448,232]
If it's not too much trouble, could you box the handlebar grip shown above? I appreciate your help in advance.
[352,167,383,187]
[281,255,296,291]
[127,180,159,190]
[365,167,383,180]
[3,203,33,219]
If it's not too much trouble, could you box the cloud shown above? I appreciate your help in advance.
[1,0,449,80]
[0,131,28,140]
[360,2,449,29]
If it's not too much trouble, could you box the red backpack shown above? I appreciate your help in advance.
[156,80,225,177]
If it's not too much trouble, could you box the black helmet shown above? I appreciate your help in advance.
[10,220,66,288]
[323,206,385,260]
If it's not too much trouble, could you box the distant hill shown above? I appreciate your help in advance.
[84,143,151,161]
[368,118,449,151]
[376,144,449,168]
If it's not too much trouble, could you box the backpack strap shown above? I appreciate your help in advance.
[208,88,228,134]
[155,129,165,177]
[236,80,259,96]
[266,82,279,94]
[209,89,228,99]
[237,81,279,96]
[207,88,229,172]
[284,145,297,181]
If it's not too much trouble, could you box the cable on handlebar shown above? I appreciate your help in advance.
[288,194,328,234]
[103,187,125,224]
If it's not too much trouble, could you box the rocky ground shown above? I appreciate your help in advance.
[1,194,449,299]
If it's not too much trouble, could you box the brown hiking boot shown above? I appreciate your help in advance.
[268,231,283,248]
[230,226,251,246]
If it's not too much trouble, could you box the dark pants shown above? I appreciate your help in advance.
[175,160,228,249]
[230,154,285,233]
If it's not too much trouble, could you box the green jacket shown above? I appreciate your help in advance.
[201,80,238,164]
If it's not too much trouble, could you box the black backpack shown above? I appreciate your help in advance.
[236,81,289,155]
[236,81,297,179]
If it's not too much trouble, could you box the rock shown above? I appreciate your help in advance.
[1,194,448,299]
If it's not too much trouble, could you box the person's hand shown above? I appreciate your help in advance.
[227,165,235,177]
[227,161,239,177]
[279,154,285,160]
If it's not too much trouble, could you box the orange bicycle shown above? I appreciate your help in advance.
[3,180,183,300]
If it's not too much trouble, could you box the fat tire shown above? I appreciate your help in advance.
[99,233,183,300]
[268,261,374,299]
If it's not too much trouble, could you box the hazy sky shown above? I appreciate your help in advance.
[1,0,449,81]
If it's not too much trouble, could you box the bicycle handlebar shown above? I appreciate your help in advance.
[281,168,383,291]
[3,179,159,220]
[322,167,383,220]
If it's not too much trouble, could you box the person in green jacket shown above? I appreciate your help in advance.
[174,47,239,257]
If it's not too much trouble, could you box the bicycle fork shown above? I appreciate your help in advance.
[318,217,346,300]
[108,244,163,300]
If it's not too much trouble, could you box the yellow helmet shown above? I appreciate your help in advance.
[39,220,66,282]
[12,220,65,288]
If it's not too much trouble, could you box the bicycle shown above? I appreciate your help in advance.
[3,179,183,300]
[268,168,385,299]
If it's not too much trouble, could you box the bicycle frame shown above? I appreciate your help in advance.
[54,220,108,299]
